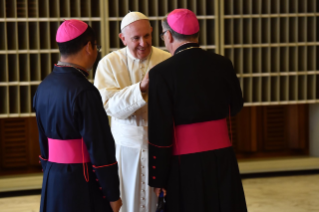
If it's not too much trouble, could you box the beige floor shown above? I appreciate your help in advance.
[242,174,319,212]
[0,174,318,212]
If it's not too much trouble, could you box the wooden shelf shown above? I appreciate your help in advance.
[0,0,102,117]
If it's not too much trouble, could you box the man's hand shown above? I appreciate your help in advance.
[154,188,167,197]
[140,71,150,93]
[110,198,122,212]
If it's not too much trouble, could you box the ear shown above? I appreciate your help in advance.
[85,41,94,55]
[167,31,174,43]
[119,33,127,46]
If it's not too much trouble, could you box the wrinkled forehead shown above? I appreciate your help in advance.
[122,20,152,36]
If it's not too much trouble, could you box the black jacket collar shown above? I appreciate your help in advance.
[54,65,89,77]
[174,42,200,55]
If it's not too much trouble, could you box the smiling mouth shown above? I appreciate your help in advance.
[137,49,147,54]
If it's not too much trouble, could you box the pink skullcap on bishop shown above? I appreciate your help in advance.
[56,19,88,43]
[167,9,199,35]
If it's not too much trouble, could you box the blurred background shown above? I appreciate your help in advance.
[0,0,318,211]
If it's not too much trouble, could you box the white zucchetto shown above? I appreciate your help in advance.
[121,12,149,30]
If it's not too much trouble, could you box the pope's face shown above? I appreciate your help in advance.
[120,20,153,60]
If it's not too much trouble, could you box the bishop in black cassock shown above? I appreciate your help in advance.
[33,19,121,212]
[148,9,247,212]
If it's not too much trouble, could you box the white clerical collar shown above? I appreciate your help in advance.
[126,47,153,62]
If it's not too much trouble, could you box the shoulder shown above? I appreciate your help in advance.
[149,56,173,78]
[150,50,232,76]
[70,76,96,94]
[186,49,233,69]
[204,51,232,65]
[77,83,102,101]
[151,47,171,59]
[99,48,126,65]
[96,48,127,75]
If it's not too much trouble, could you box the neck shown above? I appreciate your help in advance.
[60,55,89,71]
[127,47,150,61]
[170,39,198,55]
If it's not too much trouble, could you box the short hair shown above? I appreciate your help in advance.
[162,17,199,41]
[57,24,96,56]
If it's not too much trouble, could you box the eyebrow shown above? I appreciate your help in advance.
[130,33,150,39]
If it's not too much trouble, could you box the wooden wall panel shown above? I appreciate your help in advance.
[0,118,28,168]
[286,104,308,150]
[27,117,40,166]
[0,117,41,175]
[0,105,309,175]
[228,106,261,153]
[263,106,286,151]
[232,104,308,158]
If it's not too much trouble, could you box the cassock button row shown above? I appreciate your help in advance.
[153,156,156,159]
[152,166,156,169]
[103,196,106,199]
[99,187,102,190]
[153,176,156,180]
[96,179,99,182]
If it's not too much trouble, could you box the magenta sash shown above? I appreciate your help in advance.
[48,138,90,164]
[173,119,231,155]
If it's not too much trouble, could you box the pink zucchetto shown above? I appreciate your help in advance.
[56,19,88,43]
[167,9,199,35]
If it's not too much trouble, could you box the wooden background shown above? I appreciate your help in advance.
[0,104,309,176]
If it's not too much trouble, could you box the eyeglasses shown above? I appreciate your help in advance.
[160,30,168,41]
[96,44,102,52]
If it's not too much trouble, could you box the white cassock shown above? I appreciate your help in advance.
[94,46,170,212]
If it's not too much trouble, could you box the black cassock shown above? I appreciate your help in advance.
[33,65,119,212]
[148,43,247,212]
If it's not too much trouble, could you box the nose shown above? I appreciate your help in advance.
[139,37,146,47]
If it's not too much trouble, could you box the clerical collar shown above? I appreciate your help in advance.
[174,42,200,55]
[56,61,89,77]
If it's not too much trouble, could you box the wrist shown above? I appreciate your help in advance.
[140,82,146,93]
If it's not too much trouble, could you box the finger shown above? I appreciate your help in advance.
[163,188,167,197]
[154,188,159,196]
[143,73,149,80]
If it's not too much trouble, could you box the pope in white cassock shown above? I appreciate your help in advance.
[94,12,171,212]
